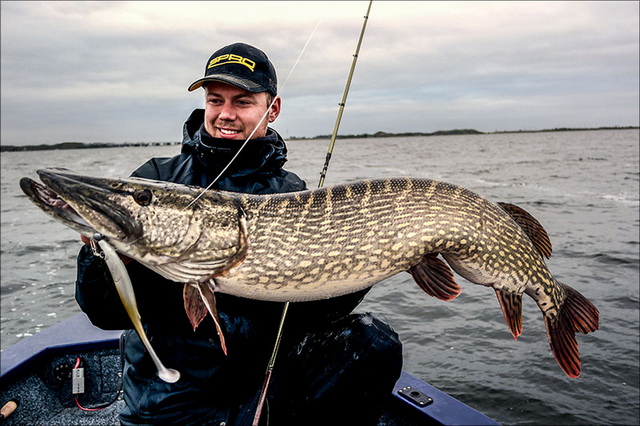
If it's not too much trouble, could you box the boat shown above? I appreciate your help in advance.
[0,313,499,425]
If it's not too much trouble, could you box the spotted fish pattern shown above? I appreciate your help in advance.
[218,178,598,378]
[20,171,599,377]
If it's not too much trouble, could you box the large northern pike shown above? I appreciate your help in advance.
[20,168,599,378]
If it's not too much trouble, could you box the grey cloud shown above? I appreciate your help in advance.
[1,1,638,146]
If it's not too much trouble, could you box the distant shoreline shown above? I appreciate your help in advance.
[2,126,637,152]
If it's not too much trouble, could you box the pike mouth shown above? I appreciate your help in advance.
[19,169,141,241]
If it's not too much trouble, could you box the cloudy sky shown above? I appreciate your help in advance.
[1,1,638,146]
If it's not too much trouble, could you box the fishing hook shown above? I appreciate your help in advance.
[89,233,106,259]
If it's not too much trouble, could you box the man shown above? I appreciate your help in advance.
[76,42,402,425]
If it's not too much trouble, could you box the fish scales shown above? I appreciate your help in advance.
[20,169,599,377]
[215,177,550,304]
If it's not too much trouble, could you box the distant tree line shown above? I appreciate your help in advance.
[290,129,484,140]
[289,126,638,140]
[1,141,180,152]
[2,126,637,151]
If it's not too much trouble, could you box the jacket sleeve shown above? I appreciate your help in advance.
[74,233,134,330]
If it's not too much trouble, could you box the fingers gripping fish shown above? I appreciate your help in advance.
[20,168,599,378]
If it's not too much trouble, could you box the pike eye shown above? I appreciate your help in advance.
[133,189,152,206]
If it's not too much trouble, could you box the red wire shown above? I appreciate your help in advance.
[74,396,105,412]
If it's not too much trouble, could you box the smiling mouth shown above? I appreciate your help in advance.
[217,127,242,137]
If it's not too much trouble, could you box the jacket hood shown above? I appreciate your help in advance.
[181,109,288,177]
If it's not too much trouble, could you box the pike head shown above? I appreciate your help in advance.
[20,168,249,283]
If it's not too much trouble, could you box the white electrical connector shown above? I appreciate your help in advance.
[72,367,85,394]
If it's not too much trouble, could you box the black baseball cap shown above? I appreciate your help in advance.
[188,43,277,96]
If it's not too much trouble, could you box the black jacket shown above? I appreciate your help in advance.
[74,110,400,425]
[76,109,369,331]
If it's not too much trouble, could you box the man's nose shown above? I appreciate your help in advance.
[218,102,236,120]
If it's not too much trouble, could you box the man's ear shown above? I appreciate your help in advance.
[268,96,281,123]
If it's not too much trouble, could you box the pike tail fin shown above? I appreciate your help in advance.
[545,282,599,378]
[409,253,461,301]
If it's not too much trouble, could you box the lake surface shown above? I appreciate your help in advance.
[1,130,638,425]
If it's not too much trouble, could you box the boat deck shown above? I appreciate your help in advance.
[0,314,498,425]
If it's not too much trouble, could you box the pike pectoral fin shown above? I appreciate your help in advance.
[498,202,552,259]
[183,282,228,355]
[545,282,600,378]
[494,288,523,339]
[409,254,461,301]
[184,284,208,331]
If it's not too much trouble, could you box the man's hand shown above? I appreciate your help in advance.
[81,235,133,265]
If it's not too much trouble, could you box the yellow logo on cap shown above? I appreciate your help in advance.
[208,54,256,72]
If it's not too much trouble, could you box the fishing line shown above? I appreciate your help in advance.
[185,20,323,210]
[252,2,373,424]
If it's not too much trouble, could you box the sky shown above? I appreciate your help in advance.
[1,1,638,146]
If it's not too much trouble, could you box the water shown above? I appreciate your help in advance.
[1,130,638,425]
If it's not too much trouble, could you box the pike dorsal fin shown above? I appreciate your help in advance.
[498,202,552,259]
[409,254,461,301]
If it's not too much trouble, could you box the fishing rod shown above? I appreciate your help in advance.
[318,0,373,188]
[252,1,373,424]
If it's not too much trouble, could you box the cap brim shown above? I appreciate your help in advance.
[188,73,267,92]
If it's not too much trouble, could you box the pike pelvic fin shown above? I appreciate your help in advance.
[498,202,552,259]
[494,288,523,339]
[545,282,600,378]
[183,282,228,355]
[409,254,461,301]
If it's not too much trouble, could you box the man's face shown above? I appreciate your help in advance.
[203,82,280,140]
